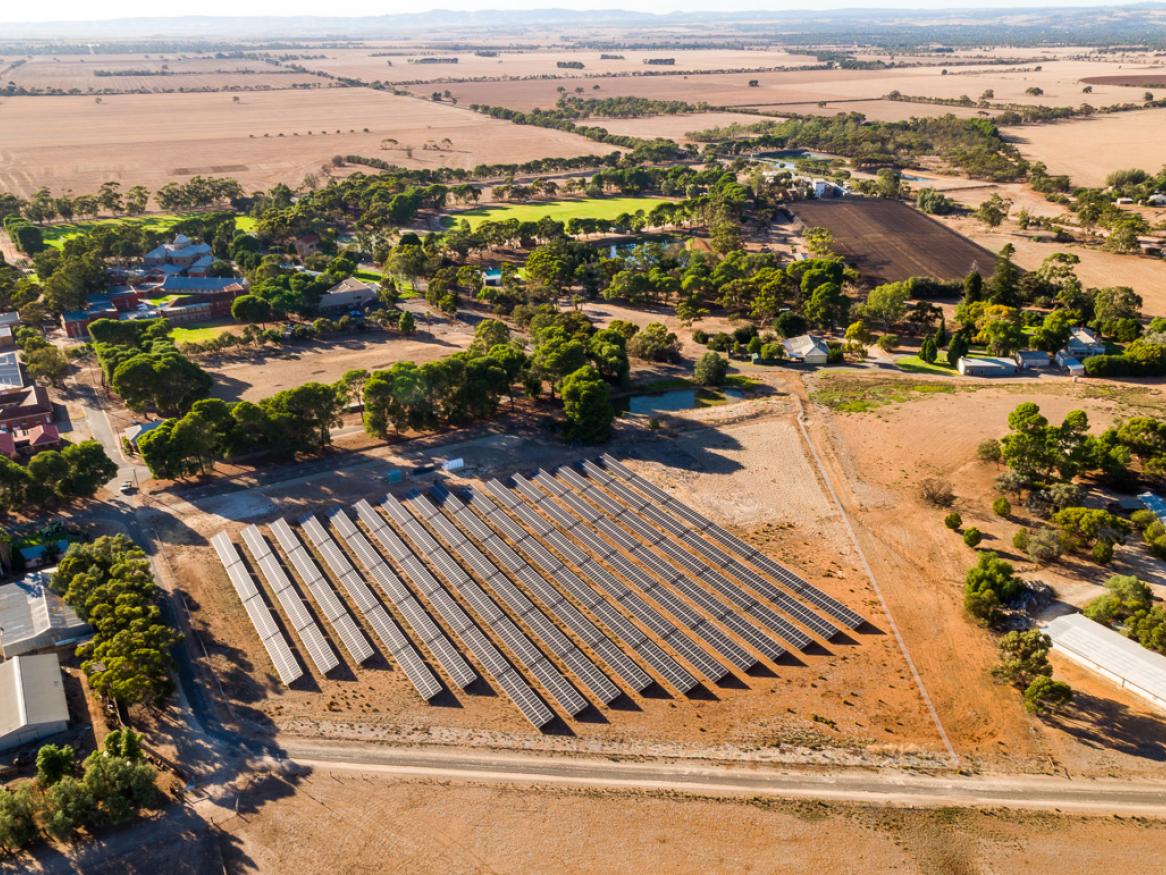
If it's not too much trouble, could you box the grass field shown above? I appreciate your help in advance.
[447,196,674,229]
[41,213,253,249]
[896,354,959,375]
[171,325,234,344]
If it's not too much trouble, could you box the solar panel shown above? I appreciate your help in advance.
[210,533,302,686]
[328,508,477,690]
[268,520,375,664]
[295,514,444,700]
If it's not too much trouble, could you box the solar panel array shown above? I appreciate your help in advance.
[358,497,554,728]
[268,519,375,665]
[384,493,589,718]
[333,505,476,690]
[598,454,865,630]
[297,514,443,701]
[409,492,621,706]
[211,532,303,686]
[240,525,340,676]
[432,483,654,695]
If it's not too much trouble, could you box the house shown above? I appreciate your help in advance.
[143,234,213,270]
[19,423,61,455]
[123,419,167,452]
[0,570,90,658]
[1014,349,1050,370]
[1148,194,1166,207]
[1045,613,1166,712]
[293,233,321,260]
[0,351,22,390]
[0,433,15,460]
[0,653,70,752]
[0,312,18,350]
[1065,326,1106,358]
[782,334,830,365]
[812,179,845,199]
[1055,350,1085,376]
[318,277,378,313]
[956,356,1017,377]
[0,383,53,431]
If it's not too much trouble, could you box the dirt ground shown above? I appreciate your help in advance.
[4,54,323,92]
[1003,107,1166,186]
[219,777,1166,875]
[0,88,606,197]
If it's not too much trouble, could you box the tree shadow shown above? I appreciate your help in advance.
[1049,691,1166,761]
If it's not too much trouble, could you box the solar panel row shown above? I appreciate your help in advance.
[240,525,340,676]
[598,455,866,630]
[413,493,622,705]
[296,515,442,701]
[211,532,302,686]
[332,506,477,690]
[514,474,742,678]
[471,485,703,693]
[359,497,554,728]
[569,464,821,650]
[387,493,589,717]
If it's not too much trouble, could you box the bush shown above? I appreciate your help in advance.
[1012,528,1029,551]
[707,332,733,352]
[963,527,983,548]
[1023,676,1072,715]
[976,438,1002,463]
[992,496,1011,517]
[1025,527,1064,564]
[876,333,899,352]
[693,351,729,387]
[760,342,784,361]
[944,511,962,530]
[964,550,1020,624]
[921,478,955,507]
[1091,539,1114,565]
[692,329,709,344]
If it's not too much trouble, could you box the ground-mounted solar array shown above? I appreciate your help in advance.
[211,457,867,730]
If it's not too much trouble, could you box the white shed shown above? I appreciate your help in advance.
[782,334,829,365]
[1044,613,1166,712]
[956,356,1017,377]
[0,653,70,751]
[0,571,90,658]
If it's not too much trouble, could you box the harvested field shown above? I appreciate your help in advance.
[1003,108,1166,186]
[744,99,995,122]
[221,778,1166,875]
[789,199,996,284]
[4,53,324,92]
[0,89,607,197]
[585,112,768,141]
[297,47,820,84]
[1080,73,1166,88]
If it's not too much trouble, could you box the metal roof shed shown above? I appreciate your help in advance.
[1044,613,1166,711]
[0,653,70,751]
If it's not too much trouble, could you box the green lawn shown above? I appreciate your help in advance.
[171,325,234,344]
[446,196,675,229]
[41,213,254,249]
[896,354,959,375]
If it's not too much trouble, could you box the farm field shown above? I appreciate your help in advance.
[1002,108,1166,186]
[3,53,326,92]
[296,47,821,84]
[447,196,675,228]
[0,88,607,197]
[788,199,997,284]
[422,58,1147,114]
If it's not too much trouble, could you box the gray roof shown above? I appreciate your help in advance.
[0,351,23,390]
[1045,612,1166,708]
[0,571,88,658]
[0,653,69,747]
[783,334,828,358]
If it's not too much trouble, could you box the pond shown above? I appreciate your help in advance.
[619,387,745,415]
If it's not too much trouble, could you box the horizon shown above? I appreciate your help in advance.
[0,0,1150,26]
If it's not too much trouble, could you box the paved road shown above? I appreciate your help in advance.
[276,742,1166,817]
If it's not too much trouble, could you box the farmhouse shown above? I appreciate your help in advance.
[1065,326,1106,358]
[956,356,1017,377]
[0,570,90,658]
[0,653,70,752]
[1045,612,1166,712]
[783,334,829,364]
[318,276,378,313]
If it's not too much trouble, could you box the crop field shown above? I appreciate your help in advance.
[423,58,1144,114]
[3,53,325,92]
[789,199,997,284]
[0,88,607,197]
[447,196,675,228]
[1003,107,1166,186]
[296,47,821,85]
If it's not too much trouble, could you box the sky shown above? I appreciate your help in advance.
[0,0,1142,24]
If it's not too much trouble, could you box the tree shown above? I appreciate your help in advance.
[560,366,614,444]
[470,318,510,354]
[863,282,910,332]
[1023,676,1072,715]
[992,630,1052,689]
[963,527,983,548]
[1051,507,1124,557]
[946,330,970,366]
[992,496,1011,516]
[1083,574,1152,626]
[0,785,38,854]
[36,744,76,787]
[804,282,849,330]
[398,310,416,335]
[944,512,962,530]
[963,550,1020,623]
[586,328,630,385]
[974,193,1011,228]
[626,322,679,362]
[532,327,587,394]
[259,382,343,453]
[81,750,161,826]
[694,351,729,387]
[919,336,938,364]
[231,294,273,325]
[23,345,69,385]
[41,777,95,843]
[59,441,118,499]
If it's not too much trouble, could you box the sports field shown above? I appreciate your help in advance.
[448,196,675,228]
[41,213,254,248]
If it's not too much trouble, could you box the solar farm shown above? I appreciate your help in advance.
[211,455,867,730]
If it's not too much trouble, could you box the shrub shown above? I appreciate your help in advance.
[760,342,784,361]
[1091,540,1114,565]
[964,550,1020,624]
[944,512,962,530]
[963,527,983,548]
[1023,676,1072,715]
[1025,527,1063,564]
[707,332,733,352]
[876,333,899,352]
[976,438,1002,463]
[694,351,729,387]
[921,478,955,507]
[992,497,1011,517]
[692,329,709,344]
